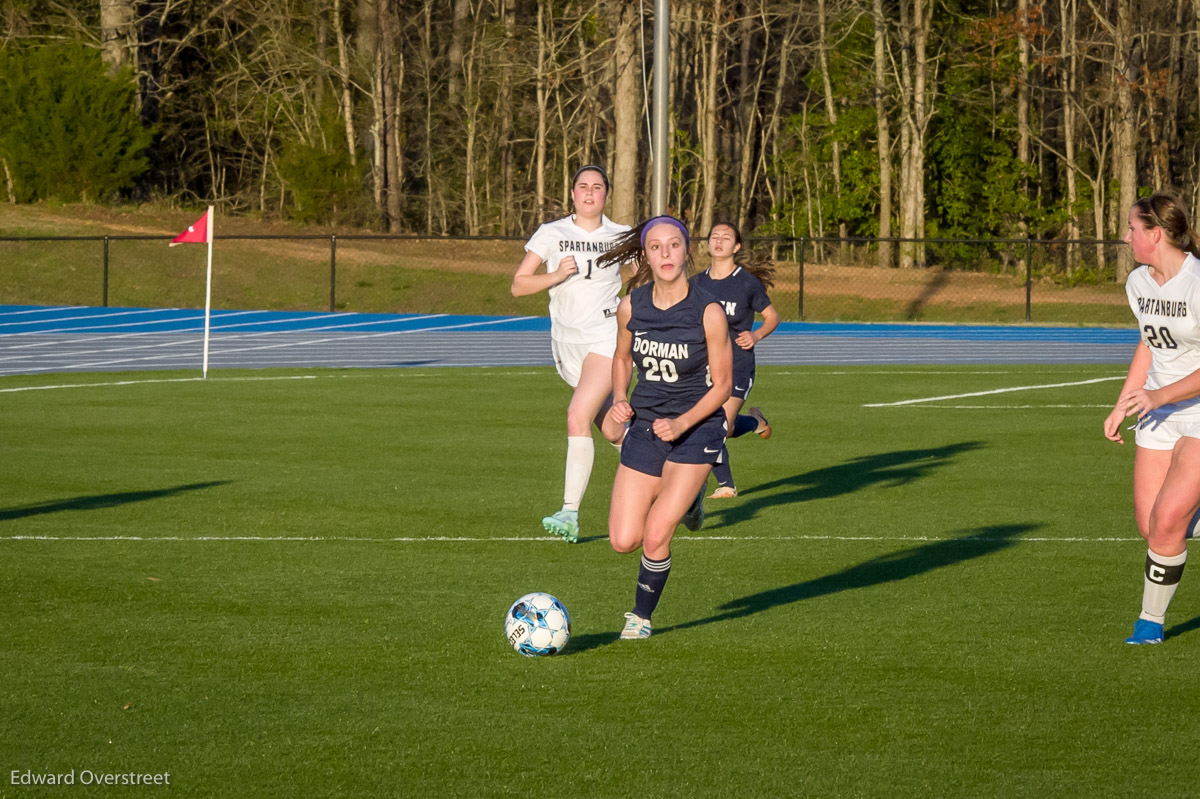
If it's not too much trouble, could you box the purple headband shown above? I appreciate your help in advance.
[640,216,690,248]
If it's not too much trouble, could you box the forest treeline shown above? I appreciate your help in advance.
[0,1,1192,275]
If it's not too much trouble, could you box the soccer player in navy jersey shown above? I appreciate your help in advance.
[597,216,732,640]
[512,165,631,543]
[1105,191,1200,644]
[692,222,780,497]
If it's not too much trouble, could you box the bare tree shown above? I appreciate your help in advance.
[817,0,846,252]
[611,1,640,225]
[332,0,358,166]
[873,0,893,268]
[100,0,135,74]
[897,0,934,268]
[698,0,724,235]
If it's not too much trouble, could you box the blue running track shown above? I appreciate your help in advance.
[0,305,1138,376]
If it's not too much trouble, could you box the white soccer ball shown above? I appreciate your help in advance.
[505,592,571,657]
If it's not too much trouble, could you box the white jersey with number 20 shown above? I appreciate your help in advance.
[524,214,630,344]
[1126,253,1200,420]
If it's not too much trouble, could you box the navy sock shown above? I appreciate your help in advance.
[731,414,758,438]
[633,553,672,619]
[711,448,734,487]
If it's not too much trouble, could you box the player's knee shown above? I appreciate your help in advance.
[608,533,641,554]
[642,527,674,557]
[566,403,594,433]
[1148,510,1188,548]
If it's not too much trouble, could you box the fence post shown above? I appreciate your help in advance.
[1025,238,1032,322]
[102,236,110,307]
[330,234,337,312]
[798,237,805,321]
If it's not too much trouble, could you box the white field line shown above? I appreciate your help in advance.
[0,375,321,393]
[771,369,1114,376]
[906,404,1113,409]
[0,367,549,386]
[863,376,1125,407]
[0,534,1138,544]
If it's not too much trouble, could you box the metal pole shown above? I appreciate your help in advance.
[330,235,337,312]
[1025,238,1032,322]
[798,238,805,321]
[651,0,670,216]
[102,236,110,307]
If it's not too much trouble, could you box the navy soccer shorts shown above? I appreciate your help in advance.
[619,410,727,477]
[731,362,756,401]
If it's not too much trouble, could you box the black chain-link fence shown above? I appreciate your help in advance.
[0,234,1133,325]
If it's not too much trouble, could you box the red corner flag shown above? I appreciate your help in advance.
[170,209,211,246]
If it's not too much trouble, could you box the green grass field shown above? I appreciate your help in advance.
[2,364,1198,797]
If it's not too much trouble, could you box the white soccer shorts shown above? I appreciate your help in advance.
[551,338,616,388]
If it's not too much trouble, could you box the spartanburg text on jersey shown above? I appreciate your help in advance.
[524,215,632,344]
[1126,252,1200,421]
[627,283,720,419]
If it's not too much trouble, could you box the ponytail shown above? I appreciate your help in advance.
[1132,191,1200,258]
[597,216,695,292]
[706,220,776,289]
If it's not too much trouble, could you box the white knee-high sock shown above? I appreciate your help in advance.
[562,436,594,511]
[1140,548,1187,624]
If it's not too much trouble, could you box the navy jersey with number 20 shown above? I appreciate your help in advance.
[627,283,720,420]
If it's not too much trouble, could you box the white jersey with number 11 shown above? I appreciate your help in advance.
[524,214,630,345]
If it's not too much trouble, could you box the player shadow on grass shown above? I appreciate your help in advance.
[704,441,986,530]
[0,481,230,522]
[564,523,1034,652]
[653,523,1036,638]
[1166,615,1200,641]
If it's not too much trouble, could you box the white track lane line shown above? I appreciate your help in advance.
[0,306,89,317]
[0,304,238,328]
[0,316,542,373]
[863,376,1124,407]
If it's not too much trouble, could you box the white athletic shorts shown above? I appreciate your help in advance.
[1134,411,1200,450]
[551,338,615,388]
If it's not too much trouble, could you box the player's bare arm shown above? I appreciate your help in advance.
[510,251,578,297]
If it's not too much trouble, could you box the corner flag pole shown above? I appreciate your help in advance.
[169,207,216,378]
[202,205,214,379]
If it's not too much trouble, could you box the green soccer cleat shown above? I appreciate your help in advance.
[619,611,652,640]
[542,509,580,543]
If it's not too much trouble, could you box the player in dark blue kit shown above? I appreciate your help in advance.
[596,215,732,640]
[692,222,779,498]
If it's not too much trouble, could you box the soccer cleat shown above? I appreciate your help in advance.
[619,611,652,639]
[542,509,580,543]
[708,485,738,499]
[747,407,772,439]
[1125,618,1164,645]
[681,490,705,531]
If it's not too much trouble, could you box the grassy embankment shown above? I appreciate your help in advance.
[0,203,1130,325]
